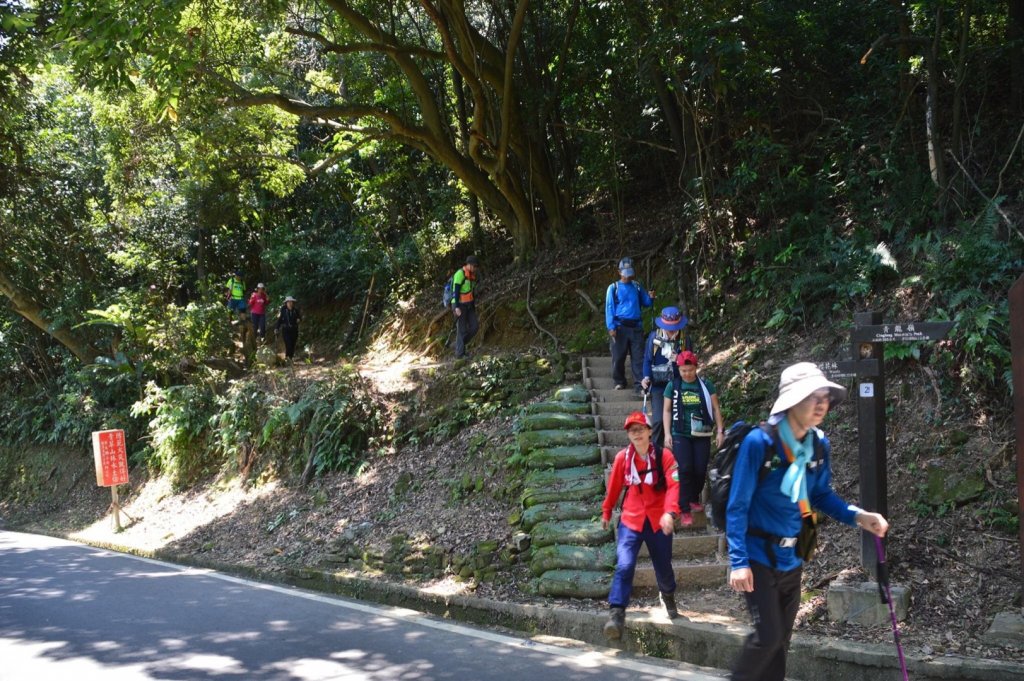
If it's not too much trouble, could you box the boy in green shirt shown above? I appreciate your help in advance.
[662,350,725,525]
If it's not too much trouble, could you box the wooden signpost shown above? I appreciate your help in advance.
[91,429,130,531]
[822,312,953,577]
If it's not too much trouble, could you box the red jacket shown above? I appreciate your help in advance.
[248,291,269,315]
[602,446,680,532]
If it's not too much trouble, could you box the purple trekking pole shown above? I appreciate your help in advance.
[874,535,909,680]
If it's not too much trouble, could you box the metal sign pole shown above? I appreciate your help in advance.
[1009,274,1024,583]
[853,311,887,578]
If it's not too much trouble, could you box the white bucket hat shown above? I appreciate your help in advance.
[770,362,847,415]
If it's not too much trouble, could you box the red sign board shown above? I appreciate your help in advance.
[92,429,129,487]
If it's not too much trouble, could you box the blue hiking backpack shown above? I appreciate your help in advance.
[442,272,456,308]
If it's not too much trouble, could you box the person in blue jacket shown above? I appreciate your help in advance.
[641,306,691,434]
[605,257,654,394]
[726,362,889,681]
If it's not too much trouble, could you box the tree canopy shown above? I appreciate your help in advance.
[0,0,1020,426]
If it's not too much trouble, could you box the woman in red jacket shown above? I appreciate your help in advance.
[601,411,681,639]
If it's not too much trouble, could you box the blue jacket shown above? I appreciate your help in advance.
[605,280,653,331]
[726,425,861,572]
[642,329,694,383]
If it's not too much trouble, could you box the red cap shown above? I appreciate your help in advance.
[676,350,699,366]
[623,411,651,430]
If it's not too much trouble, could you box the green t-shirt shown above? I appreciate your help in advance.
[664,377,716,436]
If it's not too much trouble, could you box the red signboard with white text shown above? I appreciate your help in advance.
[92,429,129,487]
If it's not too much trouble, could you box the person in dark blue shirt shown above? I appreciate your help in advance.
[641,306,690,436]
[604,257,654,393]
[727,362,889,681]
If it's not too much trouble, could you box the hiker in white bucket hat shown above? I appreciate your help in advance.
[726,362,888,681]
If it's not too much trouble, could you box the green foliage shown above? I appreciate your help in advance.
[131,382,216,487]
[734,221,897,330]
[83,290,232,387]
[907,224,1021,396]
[213,367,388,479]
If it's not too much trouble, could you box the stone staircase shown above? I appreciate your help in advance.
[582,356,729,593]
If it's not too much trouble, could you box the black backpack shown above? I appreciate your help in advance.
[707,421,824,532]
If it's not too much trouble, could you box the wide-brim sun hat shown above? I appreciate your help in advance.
[284,296,297,303]
[466,255,479,265]
[623,411,651,430]
[770,362,847,415]
[655,306,688,331]
[257,283,265,288]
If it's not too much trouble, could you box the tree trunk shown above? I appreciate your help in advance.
[0,268,100,363]
[890,0,915,103]
[1010,0,1024,113]
[950,0,972,188]
[651,63,688,178]
[925,7,946,191]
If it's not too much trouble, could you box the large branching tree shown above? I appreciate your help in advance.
[43,0,582,260]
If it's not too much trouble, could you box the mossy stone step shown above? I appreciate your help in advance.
[521,500,597,531]
[553,385,590,403]
[518,428,598,451]
[535,569,612,598]
[521,401,592,415]
[529,543,615,576]
[525,464,602,488]
[530,519,612,549]
[520,413,597,431]
[521,477,605,507]
[526,445,601,470]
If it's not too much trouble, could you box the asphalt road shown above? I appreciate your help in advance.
[0,531,725,680]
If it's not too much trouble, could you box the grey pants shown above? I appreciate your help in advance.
[455,305,479,358]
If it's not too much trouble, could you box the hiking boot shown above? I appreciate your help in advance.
[680,512,693,527]
[603,606,626,640]
[614,383,627,390]
[660,592,679,619]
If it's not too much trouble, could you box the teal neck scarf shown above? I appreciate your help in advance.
[778,417,816,506]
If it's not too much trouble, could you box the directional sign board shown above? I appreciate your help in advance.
[820,358,880,380]
[851,321,954,344]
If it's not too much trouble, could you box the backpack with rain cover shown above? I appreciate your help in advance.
[707,421,825,533]
[442,272,456,308]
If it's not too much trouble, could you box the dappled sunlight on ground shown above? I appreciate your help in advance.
[357,331,444,396]
[416,576,474,597]
[69,475,281,552]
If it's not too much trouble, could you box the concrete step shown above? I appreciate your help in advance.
[632,559,729,591]
[581,361,613,375]
[635,532,722,559]
[598,414,661,431]
[600,430,632,447]
[592,402,652,417]
[590,388,646,403]
[581,357,613,374]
